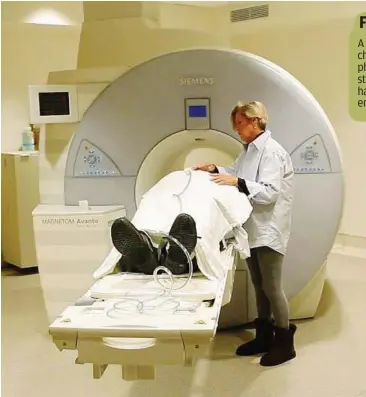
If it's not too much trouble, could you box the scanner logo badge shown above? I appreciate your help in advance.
[41,218,99,225]
[179,77,215,86]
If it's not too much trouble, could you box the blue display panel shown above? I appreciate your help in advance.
[185,98,210,130]
[188,105,207,118]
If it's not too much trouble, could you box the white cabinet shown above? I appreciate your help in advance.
[32,204,126,322]
[1,151,40,268]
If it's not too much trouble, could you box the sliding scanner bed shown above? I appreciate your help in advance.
[49,245,237,381]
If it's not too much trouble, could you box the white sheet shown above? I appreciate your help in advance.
[94,170,252,281]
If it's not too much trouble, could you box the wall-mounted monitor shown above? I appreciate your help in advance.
[28,85,79,124]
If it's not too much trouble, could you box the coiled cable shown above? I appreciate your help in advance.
[105,224,198,318]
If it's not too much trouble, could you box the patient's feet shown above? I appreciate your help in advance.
[111,214,198,276]
[111,217,159,275]
[162,213,198,275]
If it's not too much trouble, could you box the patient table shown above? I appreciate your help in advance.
[49,243,239,381]
[48,168,252,380]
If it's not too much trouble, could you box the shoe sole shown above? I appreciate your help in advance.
[236,347,271,356]
[111,218,158,274]
[165,213,197,274]
[259,352,296,367]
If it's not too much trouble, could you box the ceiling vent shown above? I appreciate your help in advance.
[230,4,269,23]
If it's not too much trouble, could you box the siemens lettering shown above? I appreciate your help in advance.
[179,77,215,86]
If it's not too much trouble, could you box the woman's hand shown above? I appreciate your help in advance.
[192,163,216,172]
[210,174,238,186]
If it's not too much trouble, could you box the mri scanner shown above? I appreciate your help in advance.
[30,48,344,380]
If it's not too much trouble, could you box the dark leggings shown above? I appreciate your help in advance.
[246,246,290,328]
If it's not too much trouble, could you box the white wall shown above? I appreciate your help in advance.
[77,22,229,69]
[1,1,83,25]
[159,2,227,33]
[77,1,229,69]
[1,2,82,152]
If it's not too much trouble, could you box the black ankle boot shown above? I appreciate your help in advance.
[260,323,297,367]
[110,217,159,275]
[236,318,274,356]
[163,213,198,275]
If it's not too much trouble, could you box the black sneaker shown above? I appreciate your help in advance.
[110,217,159,275]
[163,213,198,275]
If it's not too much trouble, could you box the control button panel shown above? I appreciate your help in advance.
[302,147,318,163]
[185,98,210,130]
[293,166,325,173]
[73,140,121,177]
[290,134,331,174]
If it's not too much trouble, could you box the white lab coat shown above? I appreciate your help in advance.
[217,130,294,255]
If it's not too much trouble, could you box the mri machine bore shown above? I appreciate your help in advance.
[30,48,344,380]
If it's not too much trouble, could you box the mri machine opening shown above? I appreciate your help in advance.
[31,48,344,380]
[135,129,243,206]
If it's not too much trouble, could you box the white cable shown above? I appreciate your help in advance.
[105,187,199,318]
[172,168,192,213]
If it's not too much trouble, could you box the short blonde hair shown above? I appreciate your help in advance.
[230,101,268,130]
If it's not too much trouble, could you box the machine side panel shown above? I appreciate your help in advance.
[284,172,344,298]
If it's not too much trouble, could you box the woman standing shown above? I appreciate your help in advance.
[193,101,297,367]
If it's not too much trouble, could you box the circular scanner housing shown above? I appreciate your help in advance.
[65,48,344,300]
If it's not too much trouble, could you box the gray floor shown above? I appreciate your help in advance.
[2,251,366,397]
